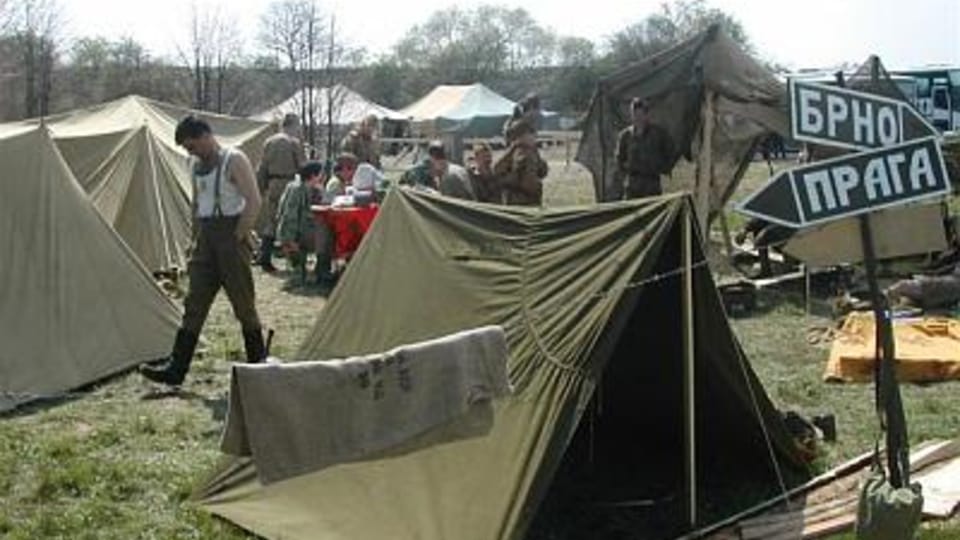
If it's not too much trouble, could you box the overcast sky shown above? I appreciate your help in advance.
[62,0,959,69]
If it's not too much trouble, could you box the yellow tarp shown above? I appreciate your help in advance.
[825,312,960,383]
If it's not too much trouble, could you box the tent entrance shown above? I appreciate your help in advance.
[527,217,793,539]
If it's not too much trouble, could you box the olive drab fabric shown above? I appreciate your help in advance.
[0,96,272,270]
[0,127,180,412]
[577,24,786,218]
[194,188,806,540]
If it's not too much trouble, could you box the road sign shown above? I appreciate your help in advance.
[789,79,938,151]
[737,136,950,228]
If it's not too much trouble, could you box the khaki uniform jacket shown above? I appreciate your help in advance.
[615,123,674,179]
[257,133,305,189]
[340,130,381,169]
[494,144,548,206]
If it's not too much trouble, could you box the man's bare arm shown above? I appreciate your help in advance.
[230,152,263,240]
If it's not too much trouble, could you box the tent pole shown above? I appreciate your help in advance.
[695,90,715,238]
[682,201,697,529]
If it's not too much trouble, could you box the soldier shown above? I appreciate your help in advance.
[316,154,358,283]
[340,114,381,169]
[255,112,306,272]
[615,97,675,199]
[276,160,325,282]
[468,142,502,203]
[494,122,548,206]
[399,140,448,190]
[140,116,265,386]
[322,153,358,204]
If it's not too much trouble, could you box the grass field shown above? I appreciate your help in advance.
[2,154,959,539]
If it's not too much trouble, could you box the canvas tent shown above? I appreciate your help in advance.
[401,83,558,138]
[251,84,408,128]
[0,126,180,412]
[577,25,786,231]
[195,189,806,539]
[0,95,273,270]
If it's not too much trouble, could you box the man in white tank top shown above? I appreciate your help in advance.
[141,116,266,386]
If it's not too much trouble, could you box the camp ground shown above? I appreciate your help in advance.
[3,3,960,540]
[0,97,273,271]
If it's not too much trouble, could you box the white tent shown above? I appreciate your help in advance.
[252,84,408,127]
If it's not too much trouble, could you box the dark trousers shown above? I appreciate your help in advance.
[182,216,261,334]
[625,175,662,199]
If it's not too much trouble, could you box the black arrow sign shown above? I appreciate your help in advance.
[790,79,938,151]
[737,137,950,227]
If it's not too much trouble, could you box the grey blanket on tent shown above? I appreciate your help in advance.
[220,325,512,484]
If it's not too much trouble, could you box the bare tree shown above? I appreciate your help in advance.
[8,0,62,118]
[260,0,325,148]
[179,1,242,112]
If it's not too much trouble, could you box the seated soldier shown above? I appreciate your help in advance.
[351,162,385,204]
[399,140,448,191]
[276,161,325,283]
[468,142,502,203]
[322,153,358,204]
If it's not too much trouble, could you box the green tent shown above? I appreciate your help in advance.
[576,25,786,231]
[0,96,273,271]
[0,127,180,412]
[195,189,806,539]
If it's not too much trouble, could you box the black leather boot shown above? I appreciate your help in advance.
[242,328,266,363]
[140,329,199,386]
[258,236,277,272]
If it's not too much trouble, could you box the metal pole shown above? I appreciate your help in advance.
[682,203,697,528]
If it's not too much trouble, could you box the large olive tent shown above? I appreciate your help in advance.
[195,188,806,539]
[577,25,785,230]
[0,126,180,412]
[0,96,273,270]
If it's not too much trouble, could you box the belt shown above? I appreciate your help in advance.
[197,214,241,223]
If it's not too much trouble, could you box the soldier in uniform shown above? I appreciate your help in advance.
[468,142,502,203]
[340,114,381,169]
[615,97,675,199]
[255,113,305,271]
[316,154,358,284]
[494,122,548,206]
[399,141,448,190]
[276,160,325,281]
[141,116,265,386]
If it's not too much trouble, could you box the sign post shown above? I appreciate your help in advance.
[738,65,951,491]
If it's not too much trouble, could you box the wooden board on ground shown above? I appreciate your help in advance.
[696,438,960,540]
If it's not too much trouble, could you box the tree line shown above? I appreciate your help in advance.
[0,0,752,124]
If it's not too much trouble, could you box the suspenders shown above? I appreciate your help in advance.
[194,149,231,218]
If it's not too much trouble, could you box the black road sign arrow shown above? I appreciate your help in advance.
[737,136,950,228]
[790,79,939,151]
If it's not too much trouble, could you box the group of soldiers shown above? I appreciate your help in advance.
[394,92,549,206]
[254,94,556,283]
[140,94,677,388]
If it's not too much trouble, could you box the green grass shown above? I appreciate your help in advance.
[2,160,959,538]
